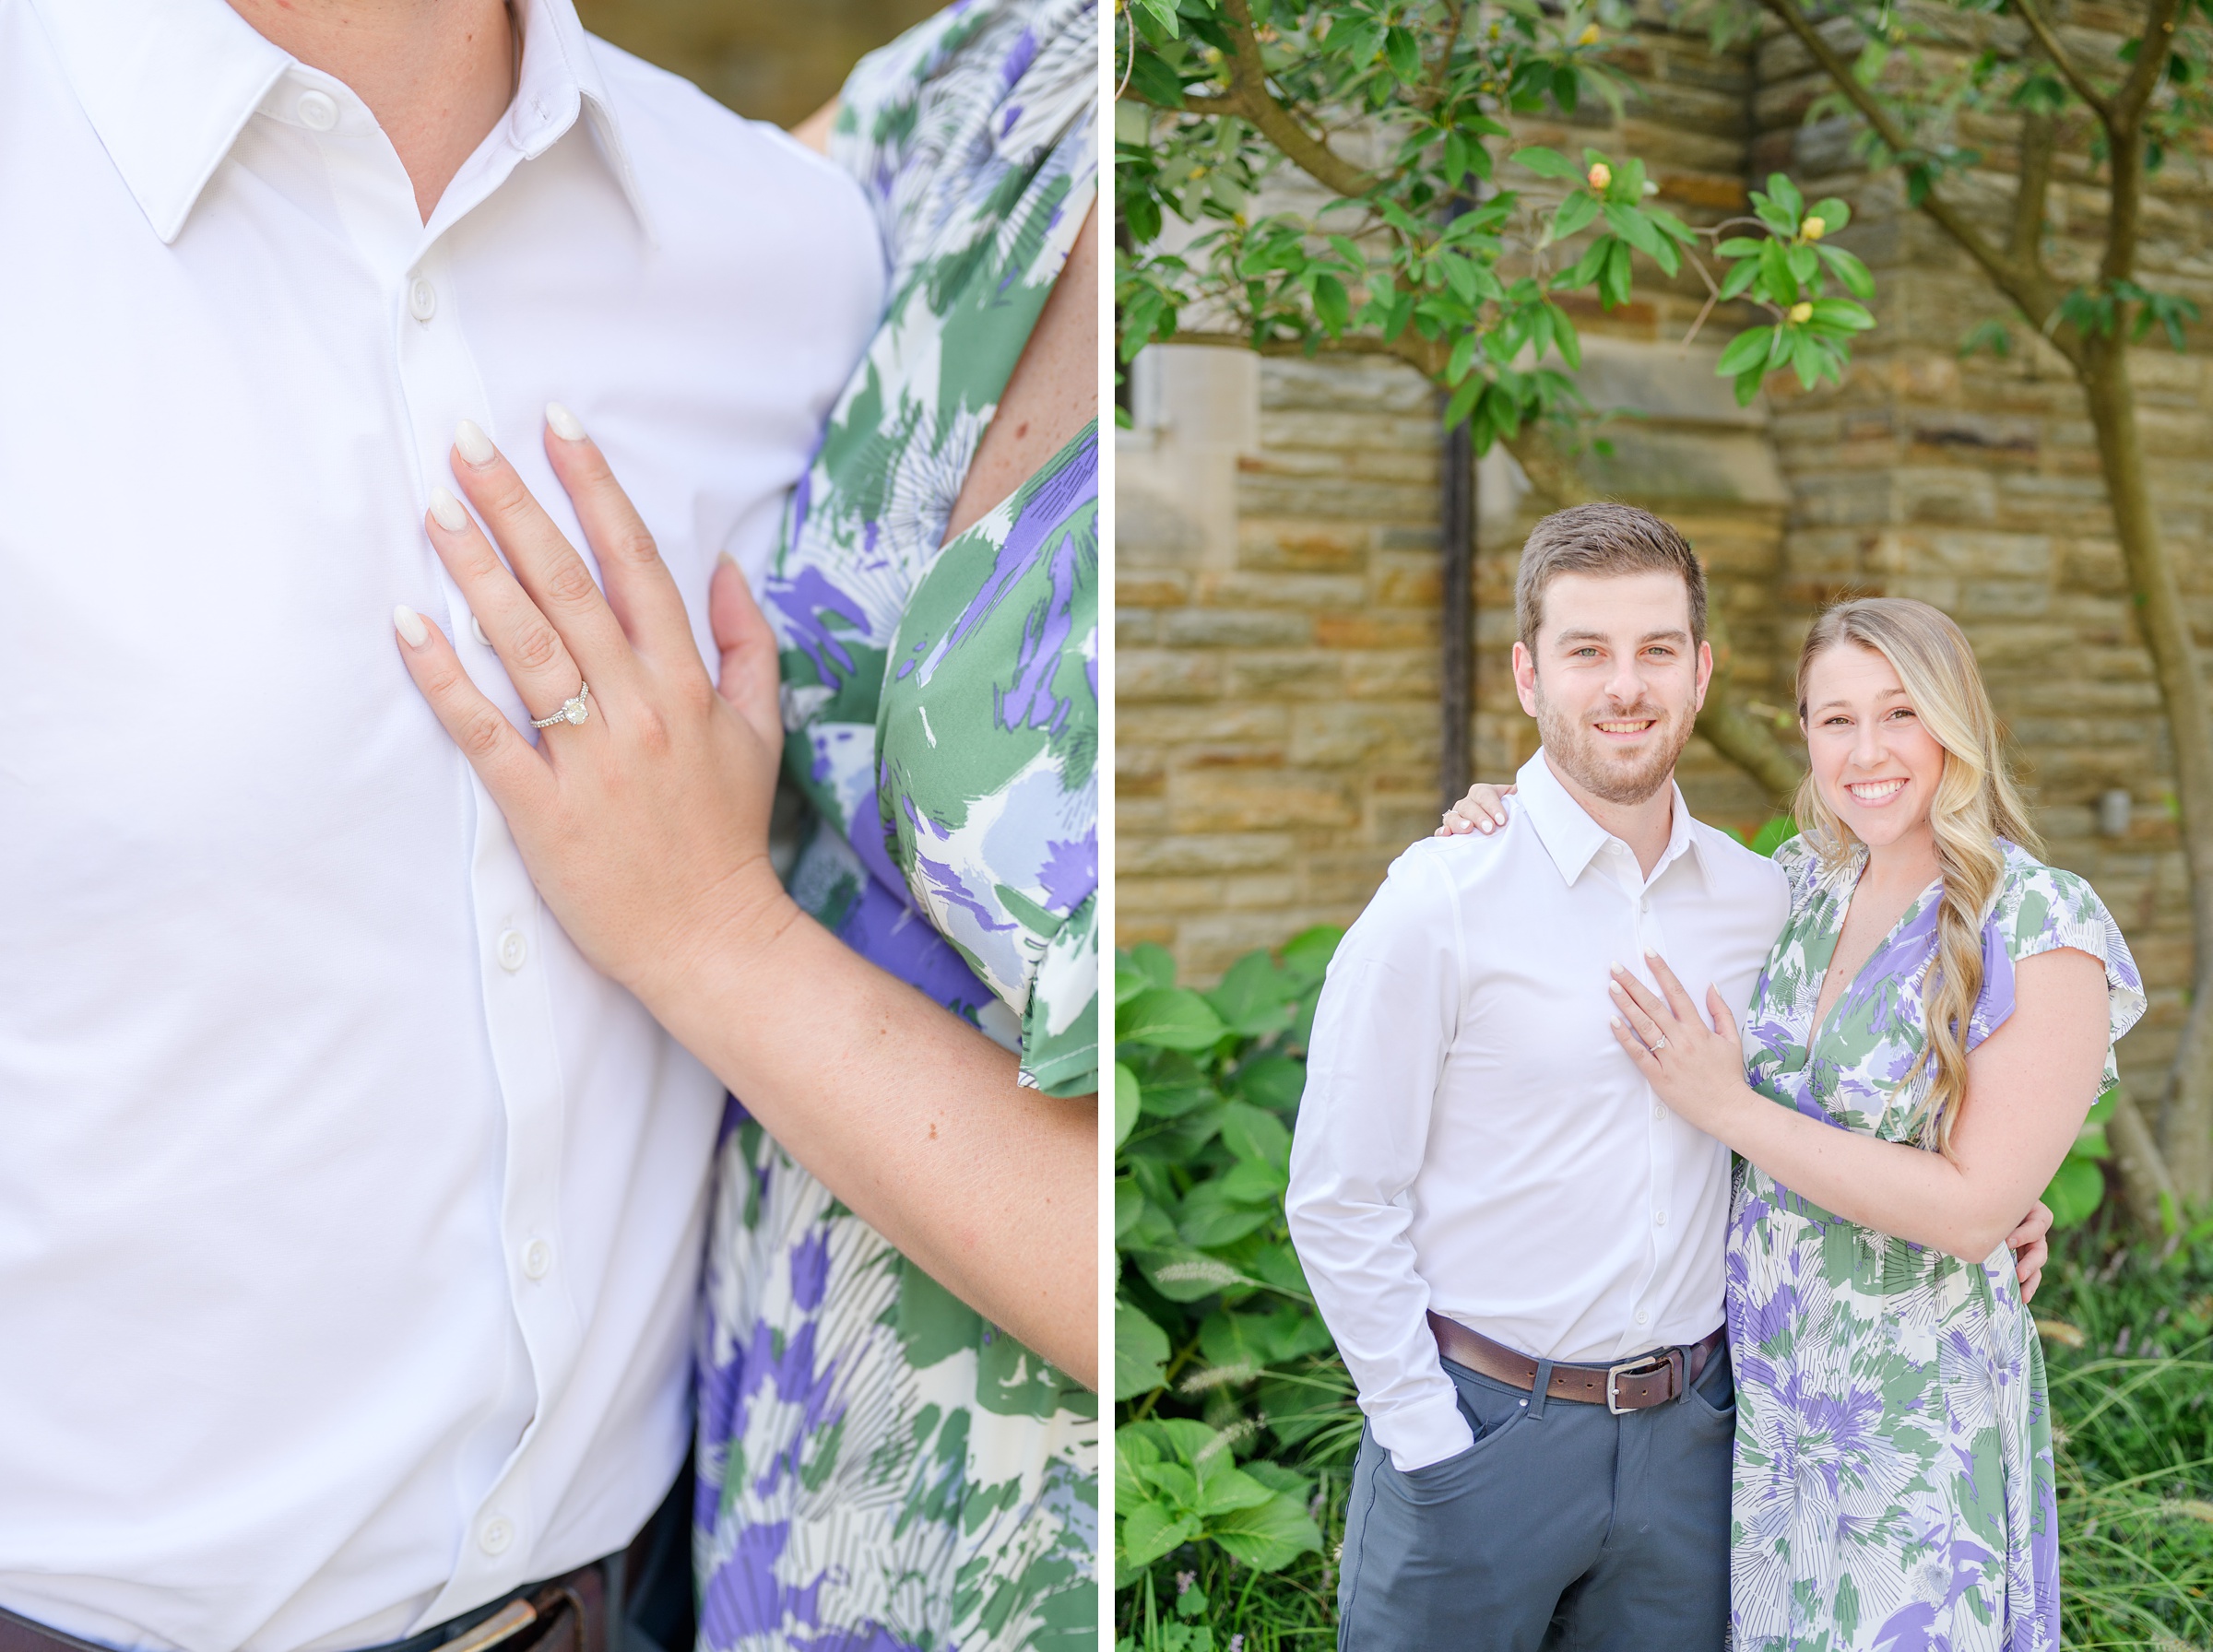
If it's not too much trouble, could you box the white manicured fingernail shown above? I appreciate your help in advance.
[455,419,496,466]
[394,605,430,647]
[545,401,586,441]
[429,487,468,531]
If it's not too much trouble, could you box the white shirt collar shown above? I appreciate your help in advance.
[28,0,651,246]
[1515,748,1712,891]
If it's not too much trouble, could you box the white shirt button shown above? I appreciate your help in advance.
[1635,1309,1650,1327]
[479,1516,515,1556]
[1653,1103,1666,1121]
[408,277,437,323]
[1654,1210,1668,1227]
[497,929,527,972]
[471,615,491,647]
[297,90,338,131]
[523,1239,553,1280]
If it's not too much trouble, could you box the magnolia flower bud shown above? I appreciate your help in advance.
[1587,161,1612,190]
[1789,301,1814,324]
[1577,23,1601,43]
[1802,215,1827,240]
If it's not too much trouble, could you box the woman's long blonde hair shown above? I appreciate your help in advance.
[1793,598,2040,1154]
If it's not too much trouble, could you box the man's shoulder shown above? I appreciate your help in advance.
[1686,816,1792,902]
[585,35,875,236]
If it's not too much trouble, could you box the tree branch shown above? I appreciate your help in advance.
[1215,0,1381,199]
[2111,0,2186,130]
[1759,0,2066,340]
[2007,0,2111,121]
[1167,327,1444,376]
[2009,109,2055,271]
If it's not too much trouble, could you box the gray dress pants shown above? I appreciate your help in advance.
[1336,1349,1735,1651]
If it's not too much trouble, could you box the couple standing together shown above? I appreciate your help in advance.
[2,2,1094,1651]
[1287,504,2145,1650]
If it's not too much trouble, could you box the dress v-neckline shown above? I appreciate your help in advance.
[1806,852,1943,1050]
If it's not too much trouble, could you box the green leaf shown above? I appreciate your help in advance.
[1509,145,1579,179]
[1214,1155,1290,1205]
[1765,171,1805,219]
[1552,190,1601,239]
[1119,1503,1199,1569]
[1602,238,1633,308]
[1131,942,1178,990]
[1384,24,1422,82]
[1195,1465,1278,1517]
[1120,987,1229,1052]
[1331,17,1386,65]
[1233,1054,1306,1113]
[1817,244,1876,300]
[1116,1299,1174,1399]
[1446,329,1480,385]
[1717,257,1759,301]
[1132,0,1182,36]
[1807,299,1876,332]
[1116,1062,1142,1147]
[1280,926,1343,985]
[1808,196,1852,234]
[1312,272,1351,335]
[2043,1153,2106,1230]
[1602,201,1665,261]
[1443,370,1485,431]
[1205,951,1300,1038]
[1715,325,1772,377]
[1206,1493,1325,1571]
[1220,1100,1294,1170]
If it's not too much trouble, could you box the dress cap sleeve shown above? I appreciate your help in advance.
[1967,847,2147,1093]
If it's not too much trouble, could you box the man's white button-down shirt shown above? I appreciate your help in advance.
[1285,752,1790,1471]
[0,1,882,1648]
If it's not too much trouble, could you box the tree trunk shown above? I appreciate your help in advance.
[2107,1083,2180,1236]
[1697,596,1805,811]
[2078,339,2213,1202]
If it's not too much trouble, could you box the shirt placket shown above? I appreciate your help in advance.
[1615,844,1673,1354]
[298,68,575,1605]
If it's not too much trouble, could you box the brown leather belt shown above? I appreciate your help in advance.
[1427,1310,1724,1414]
[0,1556,608,1652]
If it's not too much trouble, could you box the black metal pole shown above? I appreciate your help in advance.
[1439,404,1475,810]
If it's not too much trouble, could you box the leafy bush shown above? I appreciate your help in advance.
[1115,927,1349,1622]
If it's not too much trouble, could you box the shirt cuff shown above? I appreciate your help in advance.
[1373,1382,1477,1473]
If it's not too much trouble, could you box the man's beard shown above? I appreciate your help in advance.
[1533,685,1695,807]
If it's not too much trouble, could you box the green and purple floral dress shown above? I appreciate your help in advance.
[1729,835,2143,1651]
[692,3,1097,1649]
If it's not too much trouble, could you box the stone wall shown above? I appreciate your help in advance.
[1118,1,2213,1116]
[574,0,940,124]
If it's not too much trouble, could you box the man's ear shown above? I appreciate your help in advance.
[1692,638,1713,714]
[1512,640,1540,718]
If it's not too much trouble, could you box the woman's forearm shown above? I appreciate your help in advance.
[1716,1089,2018,1262]
[643,881,1098,1388]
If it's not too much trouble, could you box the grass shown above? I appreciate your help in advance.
[1119,1224,2213,1651]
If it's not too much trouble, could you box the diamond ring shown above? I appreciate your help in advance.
[530,681,592,729]
[1651,1033,1669,1051]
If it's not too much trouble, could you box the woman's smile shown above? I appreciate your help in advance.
[1845,776,1909,806]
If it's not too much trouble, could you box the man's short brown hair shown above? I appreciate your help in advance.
[1513,502,1707,652]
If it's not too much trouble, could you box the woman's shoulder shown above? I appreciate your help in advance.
[1768,830,1843,911]
[1989,842,2122,959]
[829,0,1094,206]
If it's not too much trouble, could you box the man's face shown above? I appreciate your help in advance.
[1512,570,1712,807]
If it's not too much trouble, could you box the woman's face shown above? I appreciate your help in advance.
[1801,643,1947,851]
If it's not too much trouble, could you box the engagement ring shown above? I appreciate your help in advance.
[1651,1033,1668,1051]
[531,682,592,729]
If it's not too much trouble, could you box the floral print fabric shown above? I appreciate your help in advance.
[1729,834,2144,1651]
[692,2,1098,1648]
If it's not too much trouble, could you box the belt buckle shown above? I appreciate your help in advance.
[1605,1352,1669,1415]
